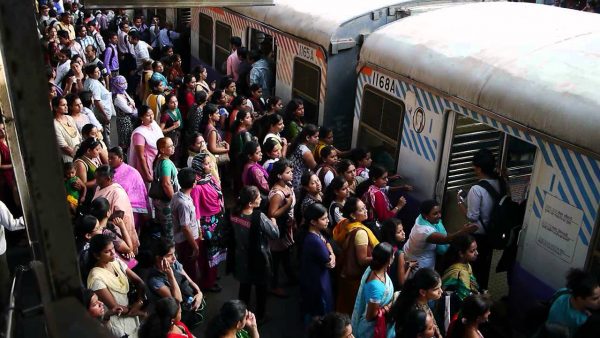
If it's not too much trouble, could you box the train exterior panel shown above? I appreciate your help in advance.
[353,2,600,311]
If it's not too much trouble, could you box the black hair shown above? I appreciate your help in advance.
[84,64,99,76]
[139,105,153,118]
[283,98,304,125]
[566,268,600,299]
[219,77,235,92]
[233,185,260,216]
[318,126,333,139]
[287,123,318,158]
[75,137,101,159]
[127,30,141,40]
[152,238,175,258]
[268,159,292,188]
[79,91,93,108]
[402,309,429,338]
[230,36,242,48]
[194,90,208,104]
[262,138,281,158]
[236,47,248,59]
[81,123,96,137]
[341,196,362,219]
[392,268,441,333]
[350,147,370,164]
[178,168,197,190]
[138,297,179,338]
[337,159,355,176]
[446,235,477,266]
[249,83,262,92]
[81,289,96,311]
[294,170,318,222]
[447,294,492,338]
[57,30,69,40]
[231,107,251,135]
[63,161,75,174]
[319,145,336,163]
[248,49,262,63]
[75,215,98,250]
[308,312,351,338]
[200,103,219,134]
[472,149,497,177]
[51,96,66,112]
[89,197,110,221]
[209,89,225,106]
[240,140,260,167]
[95,165,114,180]
[266,96,282,111]
[86,234,113,271]
[261,113,284,143]
[322,176,347,210]
[108,146,124,159]
[380,218,403,246]
[419,199,440,217]
[106,31,117,39]
[149,78,162,90]
[303,203,328,230]
[371,242,393,270]
[205,300,248,338]
[65,93,80,110]
[355,165,387,198]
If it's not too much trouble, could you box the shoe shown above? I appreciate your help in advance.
[204,284,223,293]
[269,287,288,298]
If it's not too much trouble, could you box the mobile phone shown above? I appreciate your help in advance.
[457,189,466,203]
[109,210,125,221]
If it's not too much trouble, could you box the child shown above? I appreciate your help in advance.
[64,162,86,213]
[381,218,417,290]
[350,147,373,183]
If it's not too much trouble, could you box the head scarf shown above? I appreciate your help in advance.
[191,152,211,182]
[110,75,127,95]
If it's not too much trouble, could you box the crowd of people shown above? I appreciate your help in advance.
[1,1,600,338]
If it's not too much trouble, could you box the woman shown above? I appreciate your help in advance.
[178,74,197,119]
[226,96,250,144]
[241,141,270,195]
[81,123,109,165]
[300,203,335,321]
[74,138,103,199]
[82,288,106,325]
[323,176,349,232]
[108,147,149,229]
[0,118,18,214]
[404,200,478,271]
[193,65,214,96]
[160,94,184,160]
[446,295,491,338]
[46,65,64,99]
[63,54,85,95]
[190,152,226,292]
[380,218,414,291]
[266,160,296,298]
[220,76,237,101]
[313,126,346,164]
[93,165,140,254]
[351,242,395,338]
[230,108,253,172]
[111,75,138,153]
[295,171,323,224]
[442,235,480,303]
[139,297,194,338]
[332,197,380,315]
[338,159,358,197]
[205,300,259,338]
[201,103,230,167]
[545,268,600,337]
[42,26,60,51]
[392,268,443,338]
[309,313,353,338]
[129,105,164,182]
[166,54,184,86]
[66,93,91,132]
[261,139,281,174]
[283,98,305,142]
[261,113,287,158]
[402,309,437,338]
[151,137,179,241]
[265,96,283,116]
[230,186,279,322]
[86,234,146,338]
[357,165,406,224]
[315,145,339,188]
[208,90,230,133]
[287,124,319,190]
[248,84,266,116]
[186,133,220,183]
[53,96,82,162]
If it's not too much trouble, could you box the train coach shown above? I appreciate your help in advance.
[353,2,600,309]
[190,0,479,147]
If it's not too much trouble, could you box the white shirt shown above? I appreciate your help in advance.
[133,40,151,71]
[84,78,115,120]
[117,29,134,54]
[403,221,437,270]
[82,107,103,131]
[55,60,71,87]
[0,201,25,255]
[114,92,138,117]
[466,178,501,234]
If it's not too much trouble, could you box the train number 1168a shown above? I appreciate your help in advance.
[372,72,396,95]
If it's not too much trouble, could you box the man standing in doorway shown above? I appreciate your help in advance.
[227,36,242,81]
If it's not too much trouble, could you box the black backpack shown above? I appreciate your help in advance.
[476,180,521,249]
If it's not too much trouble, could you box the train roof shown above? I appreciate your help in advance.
[360,2,600,155]
[231,0,473,50]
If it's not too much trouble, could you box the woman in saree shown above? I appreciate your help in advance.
[129,105,164,183]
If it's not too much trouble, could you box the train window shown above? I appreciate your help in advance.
[198,13,213,66]
[215,21,232,74]
[292,58,320,125]
[357,87,405,170]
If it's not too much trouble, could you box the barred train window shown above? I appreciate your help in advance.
[292,58,320,125]
[198,13,213,66]
[357,87,405,170]
[215,21,232,73]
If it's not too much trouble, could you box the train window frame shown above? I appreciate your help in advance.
[357,85,405,169]
[292,57,321,125]
[198,12,214,66]
[215,21,232,74]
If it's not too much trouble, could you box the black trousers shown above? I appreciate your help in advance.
[271,248,294,288]
[239,282,267,319]
[472,233,494,290]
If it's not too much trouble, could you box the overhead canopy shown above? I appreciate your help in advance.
[84,0,274,9]
[361,2,600,155]
[232,0,423,50]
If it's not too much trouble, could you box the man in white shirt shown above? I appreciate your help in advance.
[75,25,97,62]
[57,29,84,58]
[86,20,106,54]
[128,30,153,73]
[0,200,25,308]
[84,64,115,146]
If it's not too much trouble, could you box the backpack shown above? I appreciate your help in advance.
[476,180,521,249]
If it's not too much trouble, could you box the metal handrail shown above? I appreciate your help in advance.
[4,265,30,338]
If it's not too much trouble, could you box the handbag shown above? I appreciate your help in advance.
[215,152,230,166]
[340,229,369,279]
[148,159,168,201]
